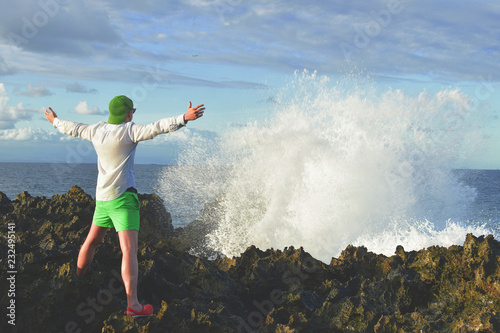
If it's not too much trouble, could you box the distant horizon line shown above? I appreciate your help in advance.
[0,161,173,166]
[0,161,498,171]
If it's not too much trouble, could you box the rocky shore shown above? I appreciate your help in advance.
[1,186,500,332]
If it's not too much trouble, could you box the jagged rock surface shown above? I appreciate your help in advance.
[1,186,499,332]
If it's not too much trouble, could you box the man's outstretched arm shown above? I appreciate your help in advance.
[44,107,94,141]
[130,101,206,142]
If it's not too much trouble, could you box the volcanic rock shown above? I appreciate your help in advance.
[1,186,500,332]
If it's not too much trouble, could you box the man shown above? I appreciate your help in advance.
[44,95,205,317]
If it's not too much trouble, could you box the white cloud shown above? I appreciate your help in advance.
[114,0,500,80]
[14,83,53,97]
[66,82,98,94]
[0,83,37,129]
[0,0,122,56]
[0,127,57,141]
[74,101,105,115]
[0,0,498,89]
[0,55,15,75]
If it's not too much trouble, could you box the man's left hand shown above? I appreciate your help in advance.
[44,107,57,123]
[184,102,205,123]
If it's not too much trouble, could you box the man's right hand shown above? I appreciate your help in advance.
[44,107,57,123]
[184,102,205,123]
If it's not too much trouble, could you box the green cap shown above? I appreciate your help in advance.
[108,95,134,124]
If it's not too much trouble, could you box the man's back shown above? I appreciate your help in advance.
[90,121,138,201]
[53,115,186,201]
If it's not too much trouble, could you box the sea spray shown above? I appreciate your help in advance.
[155,128,228,227]
[158,70,492,262]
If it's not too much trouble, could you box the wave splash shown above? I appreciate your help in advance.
[162,71,493,262]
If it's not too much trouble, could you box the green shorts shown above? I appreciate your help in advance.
[93,191,141,231]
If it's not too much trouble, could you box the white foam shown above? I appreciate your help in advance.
[159,70,496,262]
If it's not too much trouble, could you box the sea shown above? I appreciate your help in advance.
[1,163,499,228]
[0,162,208,228]
[1,71,499,262]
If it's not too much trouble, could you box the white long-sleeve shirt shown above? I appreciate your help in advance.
[53,115,185,201]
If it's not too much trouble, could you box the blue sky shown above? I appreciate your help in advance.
[0,0,499,167]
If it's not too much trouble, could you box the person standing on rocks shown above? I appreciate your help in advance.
[44,95,205,318]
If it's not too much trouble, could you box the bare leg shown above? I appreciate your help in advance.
[118,230,142,312]
[77,223,108,277]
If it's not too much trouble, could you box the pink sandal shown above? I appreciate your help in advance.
[124,304,153,318]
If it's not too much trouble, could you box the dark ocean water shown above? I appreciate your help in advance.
[0,162,200,227]
[0,163,499,232]
[454,169,500,230]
